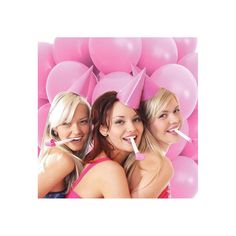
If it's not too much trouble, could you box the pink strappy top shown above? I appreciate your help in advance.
[66,157,111,198]
[158,185,171,198]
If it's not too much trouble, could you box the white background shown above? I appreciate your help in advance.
[0,0,236,235]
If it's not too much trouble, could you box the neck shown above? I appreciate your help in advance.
[159,142,170,155]
[110,149,130,165]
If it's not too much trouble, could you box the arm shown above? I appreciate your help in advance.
[38,152,75,198]
[98,161,131,198]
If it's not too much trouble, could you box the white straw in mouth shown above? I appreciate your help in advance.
[173,129,192,142]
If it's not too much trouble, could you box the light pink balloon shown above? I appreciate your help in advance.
[167,120,189,160]
[38,42,55,99]
[181,109,198,158]
[138,38,178,76]
[178,52,198,82]
[170,156,198,198]
[46,61,97,103]
[92,72,133,103]
[53,38,93,66]
[38,97,49,109]
[150,64,198,119]
[38,103,51,148]
[89,38,142,74]
[174,38,197,60]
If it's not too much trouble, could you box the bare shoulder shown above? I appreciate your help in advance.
[161,156,174,178]
[45,148,75,172]
[94,159,125,177]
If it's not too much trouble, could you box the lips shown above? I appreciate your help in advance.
[123,135,137,144]
[167,126,180,134]
[71,137,83,142]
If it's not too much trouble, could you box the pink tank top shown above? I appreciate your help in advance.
[158,185,171,198]
[66,157,111,198]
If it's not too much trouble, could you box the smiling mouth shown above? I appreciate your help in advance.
[71,137,83,142]
[167,127,180,134]
[123,136,137,144]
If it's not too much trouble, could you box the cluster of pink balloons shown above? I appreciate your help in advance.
[38,37,198,198]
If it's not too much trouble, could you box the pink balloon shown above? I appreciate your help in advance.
[53,38,93,66]
[174,38,197,60]
[150,64,198,119]
[38,103,51,148]
[181,109,198,158]
[92,72,133,103]
[89,38,142,74]
[138,38,178,76]
[178,52,198,82]
[170,156,198,198]
[38,97,49,109]
[167,120,189,160]
[46,61,97,103]
[38,42,55,99]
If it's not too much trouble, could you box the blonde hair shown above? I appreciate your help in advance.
[123,88,178,184]
[39,91,92,193]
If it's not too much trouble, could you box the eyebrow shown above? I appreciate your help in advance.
[161,105,179,113]
[112,114,139,119]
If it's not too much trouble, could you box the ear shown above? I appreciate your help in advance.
[99,125,108,137]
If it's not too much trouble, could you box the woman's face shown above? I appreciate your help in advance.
[101,101,144,154]
[55,104,90,152]
[149,97,183,150]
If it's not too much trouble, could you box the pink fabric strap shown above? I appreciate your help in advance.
[72,157,110,188]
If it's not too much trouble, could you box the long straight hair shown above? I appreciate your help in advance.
[39,92,92,193]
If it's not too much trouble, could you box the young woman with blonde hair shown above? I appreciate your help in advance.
[124,88,183,198]
[38,91,92,198]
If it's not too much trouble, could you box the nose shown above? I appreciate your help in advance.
[169,113,180,124]
[126,120,136,133]
[71,123,82,135]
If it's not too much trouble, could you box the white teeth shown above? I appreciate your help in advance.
[124,136,136,140]
[73,137,82,141]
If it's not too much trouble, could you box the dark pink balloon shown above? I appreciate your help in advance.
[167,120,189,160]
[89,38,142,74]
[181,109,198,158]
[53,38,93,66]
[38,42,55,99]
[170,156,198,198]
[178,52,198,82]
[38,103,51,148]
[138,38,178,75]
[38,97,49,109]
[174,38,197,60]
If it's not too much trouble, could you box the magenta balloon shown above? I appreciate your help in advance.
[167,119,189,160]
[89,38,142,74]
[53,38,93,66]
[38,42,55,99]
[92,72,133,104]
[150,64,198,119]
[174,38,197,60]
[46,61,96,103]
[181,109,198,157]
[170,156,198,198]
[38,97,49,109]
[38,103,51,148]
[138,38,178,76]
[178,52,198,82]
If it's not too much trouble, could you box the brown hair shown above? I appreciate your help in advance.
[84,91,119,163]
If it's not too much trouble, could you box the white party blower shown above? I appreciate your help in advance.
[129,136,145,160]
[45,137,80,147]
[173,129,192,142]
